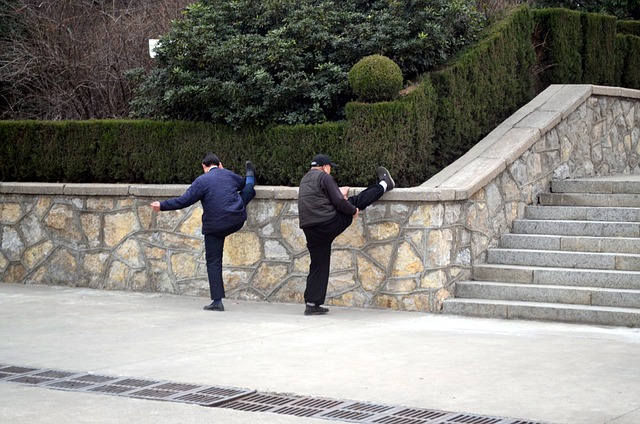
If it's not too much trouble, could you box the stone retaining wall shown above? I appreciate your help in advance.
[1,85,639,312]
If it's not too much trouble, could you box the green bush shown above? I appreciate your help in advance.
[581,12,617,86]
[129,0,485,128]
[617,20,640,36]
[348,55,403,103]
[617,34,640,89]
[431,5,535,170]
[4,5,640,188]
[533,9,584,89]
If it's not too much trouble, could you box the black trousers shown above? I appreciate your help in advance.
[302,183,385,306]
[203,183,255,300]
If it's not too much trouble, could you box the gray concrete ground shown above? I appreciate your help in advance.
[1,283,640,424]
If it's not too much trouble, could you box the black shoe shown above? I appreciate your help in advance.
[377,166,395,191]
[246,161,255,178]
[203,301,224,311]
[304,305,329,315]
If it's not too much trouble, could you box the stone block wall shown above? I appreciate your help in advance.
[1,85,639,312]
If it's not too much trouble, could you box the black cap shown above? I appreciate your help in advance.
[311,154,338,168]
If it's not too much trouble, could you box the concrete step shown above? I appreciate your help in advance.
[442,298,640,327]
[472,264,640,290]
[487,248,640,271]
[512,219,640,237]
[500,233,640,254]
[525,205,640,222]
[455,281,640,308]
[445,177,640,327]
[551,178,640,194]
[539,192,640,207]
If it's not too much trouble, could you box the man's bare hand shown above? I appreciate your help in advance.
[353,208,359,220]
[340,186,350,199]
[151,201,161,212]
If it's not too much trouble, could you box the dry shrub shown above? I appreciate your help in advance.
[0,0,191,119]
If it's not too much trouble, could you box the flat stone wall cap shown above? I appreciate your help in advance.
[514,110,562,136]
[382,187,454,202]
[591,85,622,97]
[130,184,190,197]
[480,127,540,164]
[525,84,566,109]
[437,156,506,199]
[0,182,65,194]
[255,186,299,200]
[539,85,591,119]
[63,184,130,196]
[618,87,640,100]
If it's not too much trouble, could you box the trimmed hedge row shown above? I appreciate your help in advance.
[430,6,535,170]
[617,20,640,36]
[1,6,640,187]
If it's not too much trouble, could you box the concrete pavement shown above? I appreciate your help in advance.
[1,283,640,424]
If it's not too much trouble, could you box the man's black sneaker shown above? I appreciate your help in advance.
[203,301,224,312]
[246,161,256,178]
[304,305,329,315]
[377,166,395,191]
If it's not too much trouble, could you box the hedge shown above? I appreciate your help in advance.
[2,5,640,187]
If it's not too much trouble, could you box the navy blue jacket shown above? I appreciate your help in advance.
[160,167,247,235]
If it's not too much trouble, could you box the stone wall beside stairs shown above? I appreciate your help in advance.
[1,85,639,313]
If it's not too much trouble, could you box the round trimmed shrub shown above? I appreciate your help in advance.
[348,55,403,102]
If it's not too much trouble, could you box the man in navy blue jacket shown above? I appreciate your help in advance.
[151,153,255,311]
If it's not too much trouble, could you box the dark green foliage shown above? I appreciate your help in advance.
[533,9,584,89]
[342,81,437,187]
[617,19,640,36]
[4,5,640,188]
[530,0,640,19]
[348,55,403,102]
[0,120,257,184]
[130,0,485,128]
[431,5,536,170]
[533,8,639,89]
[581,12,617,85]
[257,123,348,186]
[617,34,640,89]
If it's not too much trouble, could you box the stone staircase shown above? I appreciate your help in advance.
[443,176,640,327]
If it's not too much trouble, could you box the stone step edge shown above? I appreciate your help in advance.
[473,263,640,274]
[502,233,640,242]
[526,205,640,212]
[456,280,640,295]
[513,218,640,226]
[487,247,640,259]
[443,298,640,314]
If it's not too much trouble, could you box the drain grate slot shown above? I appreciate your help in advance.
[70,374,119,384]
[0,366,40,375]
[274,406,325,417]
[443,414,502,424]
[129,388,178,400]
[321,408,376,421]
[47,380,99,390]
[8,375,55,385]
[33,370,76,379]
[89,384,135,394]
[114,378,160,388]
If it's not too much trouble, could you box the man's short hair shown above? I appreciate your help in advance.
[202,153,220,167]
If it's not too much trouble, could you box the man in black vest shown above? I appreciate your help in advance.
[298,153,394,315]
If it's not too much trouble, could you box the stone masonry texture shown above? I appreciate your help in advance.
[1,85,639,312]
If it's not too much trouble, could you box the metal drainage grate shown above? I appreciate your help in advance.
[0,364,254,407]
[220,394,548,424]
[0,364,550,424]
